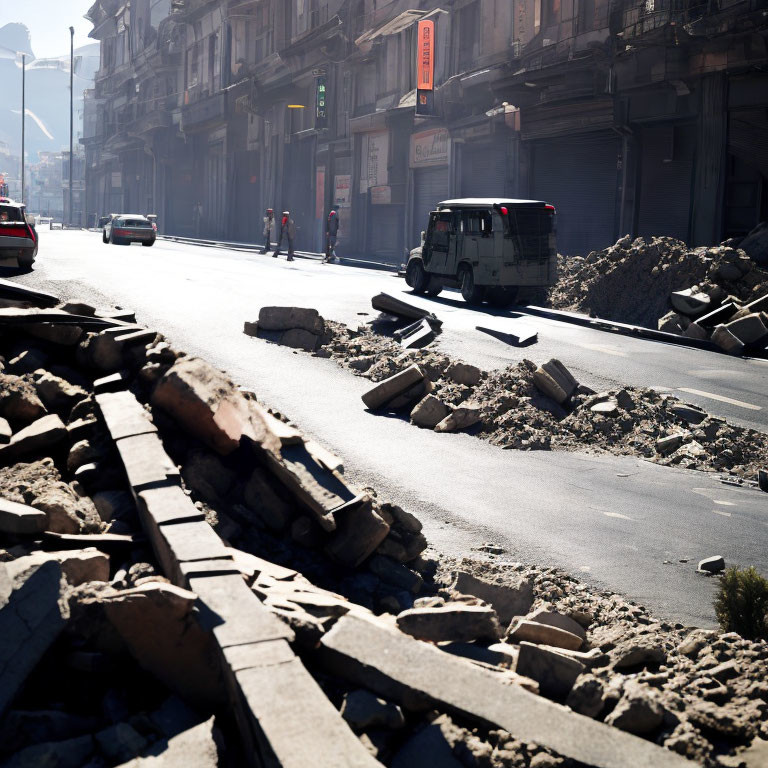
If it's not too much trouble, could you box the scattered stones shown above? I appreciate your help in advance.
[533,359,579,405]
[409,394,450,428]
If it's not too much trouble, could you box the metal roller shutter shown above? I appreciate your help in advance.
[637,124,695,244]
[412,166,450,245]
[461,143,507,198]
[531,132,619,255]
[368,205,402,265]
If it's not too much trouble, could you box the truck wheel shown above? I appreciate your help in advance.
[406,259,428,293]
[459,267,484,304]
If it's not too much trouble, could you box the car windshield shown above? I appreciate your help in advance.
[0,205,23,223]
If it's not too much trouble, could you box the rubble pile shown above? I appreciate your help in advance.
[306,319,767,481]
[548,236,768,341]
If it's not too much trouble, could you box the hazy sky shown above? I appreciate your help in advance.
[0,0,95,58]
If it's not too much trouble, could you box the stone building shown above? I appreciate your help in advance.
[83,0,768,262]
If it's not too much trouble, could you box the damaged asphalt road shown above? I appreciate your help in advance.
[8,230,768,626]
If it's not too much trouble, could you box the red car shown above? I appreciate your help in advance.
[0,197,38,269]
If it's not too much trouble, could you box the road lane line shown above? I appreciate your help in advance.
[677,387,762,411]
[713,500,735,507]
[575,342,628,357]
[713,509,732,518]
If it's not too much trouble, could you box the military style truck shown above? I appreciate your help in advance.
[405,198,558,305]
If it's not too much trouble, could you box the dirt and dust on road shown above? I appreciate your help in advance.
[547,230,768,355]
[257,306,767,485]
[2,282,767,768]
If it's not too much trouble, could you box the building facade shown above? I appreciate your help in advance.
[83,0,768,262]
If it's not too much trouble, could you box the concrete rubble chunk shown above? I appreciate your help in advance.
[257,306,325,334]
[319,615,690,768]
[410,394,450,428]
[516,641,586,700]
[698,555,725,574]
[243,320,259,337]
[0,557,68,717]
[0,417,11,444]
[696,301,739,328]
[304,439,344,473]
[341,689,405,731]
[362,364,426,410]
[19,547,109,586]
[372,293,441,325]
[656,433,687,455]
[682,321,707,340]
[446,362,482,387]
[398,318,436,349]
[0,414,67,463]
[0,496,48,535]
[605,681,663,735]
[507,619,583,651]
[452,571,533,626]
[280,328,320,351]
[711,324,744,354]
[369,555,423,593]
[114,432,181,491]
[670,403,707,424]
[324,495,390,568]
[670,289,711,317]
[115,718,220,767]
[396,604,502,643]
[152,357,282,456]
[533,359,579,405]
[96,391,158,441]
[99,582,225,708]
[725,312,768,345]
[434,405,481,433]
[527,608,588,643]
[566,673,606,719]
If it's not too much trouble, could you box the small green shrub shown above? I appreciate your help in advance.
[714,566,768,640]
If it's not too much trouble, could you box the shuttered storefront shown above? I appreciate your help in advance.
[284,136,315,250]
[368,204,402,265]
[412,166,450,246]
[460,143,507,198]
[636,123,695,244]
[530,132,619,256]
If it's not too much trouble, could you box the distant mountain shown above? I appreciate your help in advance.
[0,23,98,161]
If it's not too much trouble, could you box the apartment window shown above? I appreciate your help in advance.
[458,1,480,71]
[578,0,596,33]
[208,34,218,91]
[356,64,376,111]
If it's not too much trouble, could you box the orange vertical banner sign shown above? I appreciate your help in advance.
[417,20,435,91]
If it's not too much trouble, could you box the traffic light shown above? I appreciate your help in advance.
[315,76,327,130]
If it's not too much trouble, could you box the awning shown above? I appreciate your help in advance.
[355,9,426,47]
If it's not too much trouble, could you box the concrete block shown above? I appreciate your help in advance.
[115,432,181,491]
[516,641,585,700]
[257,306,324,334]
[682,322,707,340]
[452,571,533,626]
[410,395,450,429]
[434,405,481,432]
[507,619,584,651]
[19,547,109,586]
[0,497,48,535]
[725,313,768,345]
[396,604,502,643]
[324,495,390,568]
[280,328,320,351]
[0,557,67,717]
[696,301,739,328]
[670,289,711,317]
[362,365,425,410]
[96,391,158,441]
[115,718,220,767]
[320,615,690,768]
[0,414,66,463]
[711,324,745,354]
[533,359,578,405]
[371,293,441,325]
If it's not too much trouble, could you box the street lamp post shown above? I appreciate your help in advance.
[69,26,74,227]
[21,53,25,205]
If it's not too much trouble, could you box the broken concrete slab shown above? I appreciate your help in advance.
[0,414,67,463]
[95,391,158,441]
[398,318,436,349]
[257,306,325,334]
[115,718,220,767]
[0,557,68,717]
[451,571,533,626]
[725,312,768,345]
[395,604,502,643]
[527,608,588,643]
[0,496,48,535]
[324,495,390,568]
[319,615,689,768]
[19,547,109,586]
[341,689,405,731]
[280,328,320,351]
[476,321,538,347]
[533,359,578,405]
[515,641,585,700]
[410,395,451,429]
[0,277,60,307]
[372,293,441,326]
[152,357,282,457]
[304,439,344,473]
[114,432,181,491]
[362,364,426,410]
[368,555,423,593]
[695,301,739,328]
[711,324,745,355]
[507,619,584,651]
[446,362,482,387]
[682,322,707,340]
[670,289,711,317]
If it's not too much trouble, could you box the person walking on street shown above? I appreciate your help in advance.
[261,208,275,254]
[324,210,339,263]
[272,211,295,261]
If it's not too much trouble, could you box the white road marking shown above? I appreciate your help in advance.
[579,566,591,572]
[604,511,633,520]
[576,342,628,357]
[677,387,762,411]
[713,509,732,518]
[713,500,735,507]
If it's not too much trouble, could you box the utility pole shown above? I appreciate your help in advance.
[21,53,25,205]
[69,26,75,227]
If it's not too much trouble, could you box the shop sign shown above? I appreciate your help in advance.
[417,20,435,91]
[334,174,351,207]
[360,131,388,193]
[370,185,391,205]
[410,128,450,168]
